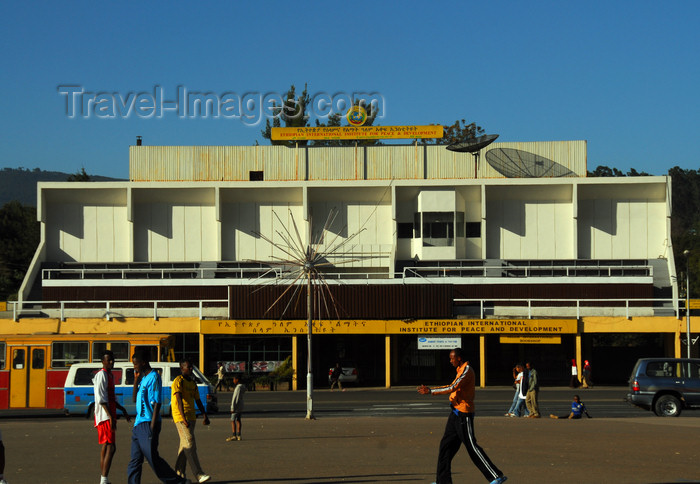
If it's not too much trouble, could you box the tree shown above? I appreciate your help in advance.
[67,167,90,181]
[587,165,625,177]
[0,201,39,300]
[627,168,651,176]
[261,84,383,147]
[587,165,651,177]
[669,167,700,297]
[311,100,381,147]
[422,119,484,145]
[261,84,311,147]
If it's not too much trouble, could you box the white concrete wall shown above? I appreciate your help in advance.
[46,203,129,262]
[417,190,456,212]
[486,199,574,259]
[134,203,217,262]
[457,187,482,258]
[577,199,667,259]
[34,177,672,269]
[310,201,393,268]
[221,202,305,262]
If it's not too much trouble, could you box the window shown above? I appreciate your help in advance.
[397,223,414,239]
[125,367,161,385]
[646,361,679,377]
[422,212,454,247]
[682,361,700,379]
[133,345,159,363]
[75,367,100,386]
[213,336,292,371]
[249,171,264,181]
[12,349,25,370]
[170,366,203,384]
[92,342,130,362]
[0,342,5,370]
[32,348,45,369]
[74,368,123,385]
[51,341,89,368]
[466,222,481,238]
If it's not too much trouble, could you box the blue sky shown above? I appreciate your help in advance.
[1,1,698,179]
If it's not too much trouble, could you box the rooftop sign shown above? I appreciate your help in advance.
[271,125,443,141]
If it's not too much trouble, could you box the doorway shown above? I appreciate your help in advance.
[9,346,47,408]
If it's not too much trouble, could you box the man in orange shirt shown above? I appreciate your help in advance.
[418,348,507,484]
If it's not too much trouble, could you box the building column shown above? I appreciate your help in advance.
[479,335,486,388]
[675,328,682,358]
[385,335,391,388]
[575,333,582,378]
[292,336,298,391]
[198,332,205,372]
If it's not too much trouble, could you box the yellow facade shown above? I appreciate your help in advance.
[3,315,696,389]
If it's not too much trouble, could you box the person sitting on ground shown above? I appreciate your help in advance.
[550,395,591,419]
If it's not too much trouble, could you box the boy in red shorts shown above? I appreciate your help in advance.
[94,350,131,484]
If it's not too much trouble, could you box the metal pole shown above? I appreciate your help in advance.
[686,251,691,359]
[306,265,315,419]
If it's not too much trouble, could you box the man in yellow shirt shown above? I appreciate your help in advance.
[172,358,211,484]
[418,348,507,484]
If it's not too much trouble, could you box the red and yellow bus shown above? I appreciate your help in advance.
[0,334,173,410]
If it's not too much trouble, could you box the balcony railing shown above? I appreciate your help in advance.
[42,267,282,280]
[453,298,678,319]
[403,264,652,278]
[7,297,681,322]
[42,262,653,282]
[9,299,229,322]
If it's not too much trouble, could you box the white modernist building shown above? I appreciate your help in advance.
[13,140,684,386]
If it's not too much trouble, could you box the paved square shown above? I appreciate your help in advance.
[2,415,699,483]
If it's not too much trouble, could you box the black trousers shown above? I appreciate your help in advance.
[436,410,503,484]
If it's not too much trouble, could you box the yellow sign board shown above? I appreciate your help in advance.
[387,319,576,334]
[0,301,6,312]
[201,319,577,335]
[500,336,562,345]
[688,299,700,310]
[203,319,383,335]
[271,125,443,141]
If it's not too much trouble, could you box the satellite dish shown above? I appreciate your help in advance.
[445,133,499,179]
[446,134,499,153]
[485,148,576,178]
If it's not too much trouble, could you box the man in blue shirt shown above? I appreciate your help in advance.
[127,349,189,484]
[549,395,592,419]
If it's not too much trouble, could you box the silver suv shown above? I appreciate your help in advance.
[627,358,700,417]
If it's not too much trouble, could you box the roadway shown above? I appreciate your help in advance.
[2,386,700,483]
[215,385,661,419]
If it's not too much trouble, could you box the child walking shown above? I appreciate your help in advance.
[226,375,246,442]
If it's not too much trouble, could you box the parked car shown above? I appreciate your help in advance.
[627,357,700,416]
[64,362,218,417]
[328,361,360,385]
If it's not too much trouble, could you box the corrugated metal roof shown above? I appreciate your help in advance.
[130,141,587,182]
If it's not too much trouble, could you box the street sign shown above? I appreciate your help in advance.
[417,336,462,350]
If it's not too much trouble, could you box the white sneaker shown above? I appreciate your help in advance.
[198,475,211,483]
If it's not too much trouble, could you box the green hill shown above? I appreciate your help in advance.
[0,167,122,206]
